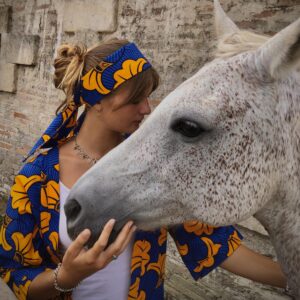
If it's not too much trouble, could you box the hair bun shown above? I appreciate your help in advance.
[58,43,87,62]
[53,43,87,97]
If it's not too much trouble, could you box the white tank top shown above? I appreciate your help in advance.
[59,181,133,300]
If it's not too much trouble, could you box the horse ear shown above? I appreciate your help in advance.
[214,0,239,39]
[256,17,300,78]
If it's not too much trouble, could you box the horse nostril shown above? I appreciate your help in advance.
[64,199,82,223]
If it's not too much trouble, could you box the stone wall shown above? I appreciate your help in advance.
[0,0,299,299]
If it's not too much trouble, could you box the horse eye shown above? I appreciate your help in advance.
[171,119,205,138]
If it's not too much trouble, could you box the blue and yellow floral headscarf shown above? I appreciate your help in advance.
[23,43,152,162]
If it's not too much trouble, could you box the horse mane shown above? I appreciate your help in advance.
[215,30,270,58]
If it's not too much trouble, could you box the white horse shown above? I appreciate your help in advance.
[65,1,300,297]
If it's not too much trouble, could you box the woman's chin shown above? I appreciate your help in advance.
[128,123,140,133]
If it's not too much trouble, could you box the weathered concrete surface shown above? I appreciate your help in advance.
[0,6,10,33]
[2,33,40,65]
[0,61,16,92]
[63,0,118,32]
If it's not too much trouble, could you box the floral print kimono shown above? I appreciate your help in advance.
[0,146,242,300]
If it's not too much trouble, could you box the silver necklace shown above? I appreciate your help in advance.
[74,135,100,165]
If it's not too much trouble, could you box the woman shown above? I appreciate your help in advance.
[0,38,286,300]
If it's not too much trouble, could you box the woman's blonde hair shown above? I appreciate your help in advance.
[53,38,159,114]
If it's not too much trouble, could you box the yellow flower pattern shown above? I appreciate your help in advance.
[41,180,59,211]
[147,254,166,288]
[194,237,221,273]
[183,220,215,236]
[82,61,112,95]
[61,102,77,128]
[131,240,151,276]
[0,215,12,251]
[158,228,167,246]
[11,174,41,214]
[12,280,31,300]
[0,267,11,283]
[113,58,147,89]
[40,211,51,234]
[11,232,42,266]
[42,134,50,143]
[128,277,146,300]
[176,241,189,256]
[46,232,61,264]
[227,230,242,257]
[49,232,58,251]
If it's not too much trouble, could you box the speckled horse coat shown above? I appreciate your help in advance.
[66,1,300,297]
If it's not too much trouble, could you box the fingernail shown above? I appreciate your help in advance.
[82,229,91,237]
[109,219,116,226]
[132,225,137,232]
[127,221,134,228]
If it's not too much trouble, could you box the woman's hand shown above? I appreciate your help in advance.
[57,219,136,289]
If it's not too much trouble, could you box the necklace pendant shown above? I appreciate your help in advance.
[74,135,100,165]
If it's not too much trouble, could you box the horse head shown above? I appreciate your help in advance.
[65,1,300,249]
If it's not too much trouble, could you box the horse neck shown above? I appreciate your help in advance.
[254,189,300,294]
[253,73,300,294]
[275,73,300,183]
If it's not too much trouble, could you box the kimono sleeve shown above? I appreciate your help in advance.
[0,162,50,300]
[170,221,243,280]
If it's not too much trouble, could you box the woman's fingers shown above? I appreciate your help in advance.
[63,221,137,275]
[119,225,137,253]
[64,229,91,262]
[103,221,136,260]
[86,219,116,261]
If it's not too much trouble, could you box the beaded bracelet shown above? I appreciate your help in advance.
[53,263,80,293]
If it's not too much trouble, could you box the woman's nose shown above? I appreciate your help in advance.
[139,98,151,115]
